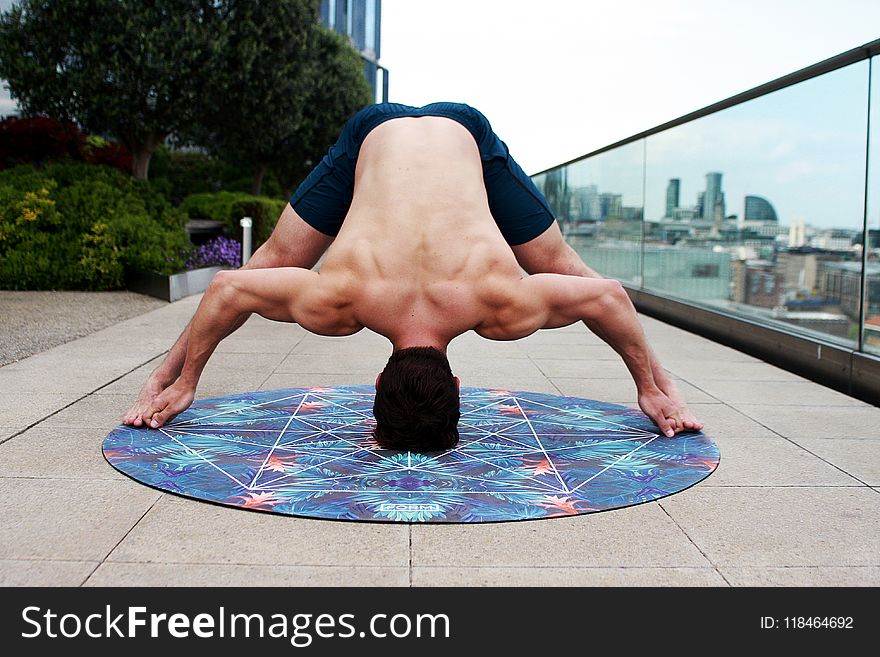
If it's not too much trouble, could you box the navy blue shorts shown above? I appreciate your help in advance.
[289,102,556,246]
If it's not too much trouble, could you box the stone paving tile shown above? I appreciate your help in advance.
[293,331,393,355]
[0,426,25,443]
[194,373,277,399]
[108,496,409,567]
[719,566,880,586]
[458,376,560,395]
[260,373,377,389]
[731,405,880,440]
[411,566,726,587]
[411,503,710,568]
[451,357,546,379]
[681,403,777,439]
[701,380,869,407]
[785,437,880,486]
[86,563,408,587]
[0,559,97,586]
[0,478,160,561]
[516,329,605,346]
[515,343,618,360]
[38,394,134,430]
[662,360,806,382]
[0,427,122,480]
[704,433,859,487]
[0,392,79,427]
[531,357,633,379]
[0,366,131,395]
[275,353,389,375]
[203,352,288,371]
[660,487,880,566]
[551,377,714,404]
[214,336,302,354]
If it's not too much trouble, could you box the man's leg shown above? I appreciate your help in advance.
[510,220,600,278]
[122,204,334,426]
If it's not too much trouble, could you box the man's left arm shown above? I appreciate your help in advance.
[519,274,700,437]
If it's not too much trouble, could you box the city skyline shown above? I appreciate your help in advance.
[554,56,875,232]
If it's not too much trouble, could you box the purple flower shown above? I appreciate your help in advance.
[184,236,241,270]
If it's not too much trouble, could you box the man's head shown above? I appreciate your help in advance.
[373,346,460,452]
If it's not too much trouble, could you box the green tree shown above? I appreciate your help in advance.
[272,26,373,199]
[0,0,225,180]
[190,3,371,197]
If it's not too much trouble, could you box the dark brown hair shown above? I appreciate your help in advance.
[373,346,460,452]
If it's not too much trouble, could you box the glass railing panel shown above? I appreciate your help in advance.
[547,140,646,284]
[642,60,871,347]
[864,56,880,356]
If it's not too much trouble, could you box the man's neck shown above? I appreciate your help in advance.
[391,328,450,353]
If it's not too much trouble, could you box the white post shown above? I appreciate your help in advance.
[240,217,253,266]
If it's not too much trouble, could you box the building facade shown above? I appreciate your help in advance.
[319,0,387,102]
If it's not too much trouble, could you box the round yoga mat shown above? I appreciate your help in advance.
[103,386,719,523]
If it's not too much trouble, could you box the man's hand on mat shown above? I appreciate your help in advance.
[638,388,699,438]
[122,375,167,427]
[143,381,196,429]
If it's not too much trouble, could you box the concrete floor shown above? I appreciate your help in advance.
[1,294,879,587]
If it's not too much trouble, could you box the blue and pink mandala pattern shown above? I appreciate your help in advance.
[102,386,720,523]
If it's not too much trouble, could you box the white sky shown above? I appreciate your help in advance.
[1,0,878,226]
[379,0,880,175]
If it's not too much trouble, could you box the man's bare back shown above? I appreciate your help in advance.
[316,116,527,346]
[123,109,703,443]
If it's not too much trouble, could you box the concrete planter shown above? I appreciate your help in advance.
[127,266,226,302]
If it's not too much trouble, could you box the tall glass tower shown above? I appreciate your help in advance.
[665,178,680,218]
[319,0,388,103]
[703,172,724,221]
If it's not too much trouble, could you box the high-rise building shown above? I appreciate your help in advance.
[665,178,680,218]
[320,0,387,103]
[703,172,724,222]
[744,195,778,222]
[598,193,623,219]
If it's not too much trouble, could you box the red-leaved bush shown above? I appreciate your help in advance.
[0,115,132,174]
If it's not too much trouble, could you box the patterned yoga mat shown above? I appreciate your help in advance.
[103,386,719,523]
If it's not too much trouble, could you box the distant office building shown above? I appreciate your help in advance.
[788,221,807,248]
[621,206,644,222]
[732,260,782,308]
[599,193,623,219]
[744,195,778,222]
[702,172,724,222]
[665,179,680,218]
[818,261,880,320]
[320,0,387,102]
[813,229,856,251]
[672,207,700,222]
[570,184,599,220]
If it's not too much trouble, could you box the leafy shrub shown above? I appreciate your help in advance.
[0,115,83,170]
[0,115,133,174]
[179,191,285,248]
[0,162,189,290]
[184,235,241,269]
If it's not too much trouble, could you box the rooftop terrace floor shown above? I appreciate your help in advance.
[1,294,878,586]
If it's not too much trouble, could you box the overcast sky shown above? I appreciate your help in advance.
[380,0,880,174]
[379,0,880,228]
[1,0,878,226]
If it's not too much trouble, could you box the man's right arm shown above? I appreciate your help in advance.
[122,242,284,427]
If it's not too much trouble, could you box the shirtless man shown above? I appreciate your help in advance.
[122,102,702,451]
